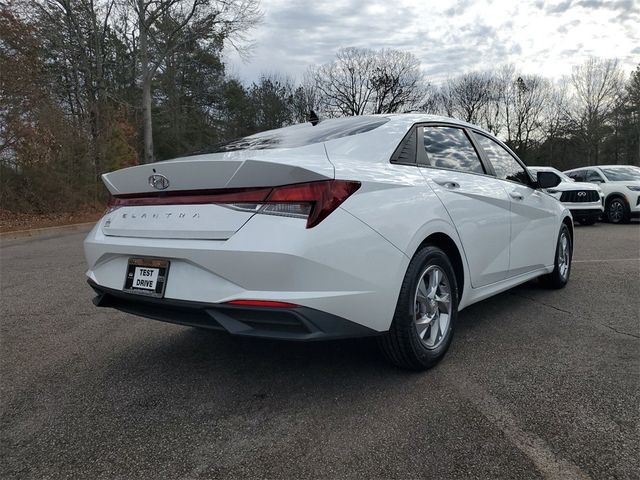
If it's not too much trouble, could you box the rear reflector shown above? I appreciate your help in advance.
[108,180,361,228]
[226,300,300,308]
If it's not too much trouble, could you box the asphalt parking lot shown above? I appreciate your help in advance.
[1,222,638,479]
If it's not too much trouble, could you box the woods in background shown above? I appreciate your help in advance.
[1,1,639,214]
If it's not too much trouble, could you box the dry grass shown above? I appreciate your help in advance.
[0,208,104,233]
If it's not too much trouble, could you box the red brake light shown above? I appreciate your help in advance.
[226,300,300,308]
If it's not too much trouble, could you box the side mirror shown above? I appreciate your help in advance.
[536,171,562,189]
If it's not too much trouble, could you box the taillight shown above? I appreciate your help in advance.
[266,180,360,228]
[108,180,361,228]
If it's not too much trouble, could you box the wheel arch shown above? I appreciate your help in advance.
[415,232,465,301]
[561,215,573,242]
[604,192,629,207]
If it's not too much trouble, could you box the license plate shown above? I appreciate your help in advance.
[123,258,170,298]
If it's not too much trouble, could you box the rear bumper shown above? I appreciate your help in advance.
[89,280,379,341]
[84,209,409,333]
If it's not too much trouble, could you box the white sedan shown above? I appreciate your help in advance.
[85,115,573,370]
[528,166,604,225]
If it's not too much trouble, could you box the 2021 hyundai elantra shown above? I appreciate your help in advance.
[85,114,573,370]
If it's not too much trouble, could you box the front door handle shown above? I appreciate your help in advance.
[509,191,524,200]
[434,180,460,189]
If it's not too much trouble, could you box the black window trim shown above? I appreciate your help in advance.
[390,121,496,179]
[389,125,419,166]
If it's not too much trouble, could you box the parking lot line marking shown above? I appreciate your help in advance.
[573,258,640,263]
[455,378,591,480]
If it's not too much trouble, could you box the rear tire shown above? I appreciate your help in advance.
[606,197,629,224]
[379,246,458,371]
[540,223,572,289]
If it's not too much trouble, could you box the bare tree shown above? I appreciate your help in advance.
[130,0,261,163]
[507,75,551,156]
[309,47,427,117]
[570,57,625,165]
[309,47,376,117]
[370,49,425,114]
[443,71,493,124]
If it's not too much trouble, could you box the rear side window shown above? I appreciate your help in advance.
[422,127,484,173]
[473,133,529,184]
[585,170,604,182]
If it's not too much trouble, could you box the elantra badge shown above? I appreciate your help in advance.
[149,174,169,190]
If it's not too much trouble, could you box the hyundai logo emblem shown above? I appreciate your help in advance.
[577,191,586,197]
[148,174,169,190]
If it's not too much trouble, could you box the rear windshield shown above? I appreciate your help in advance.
[600,167,640,181]
[193,116,389,154]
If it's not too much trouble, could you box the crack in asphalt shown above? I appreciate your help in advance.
[454,376,592,480]
[508,293,573,315]
[510,294,639,340]
[601,324,640,339]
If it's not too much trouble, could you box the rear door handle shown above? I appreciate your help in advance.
[434,180,460,189]
[509,192,524,200]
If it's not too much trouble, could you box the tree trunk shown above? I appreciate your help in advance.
[139,0,154,164]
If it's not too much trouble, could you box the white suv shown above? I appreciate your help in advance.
[528,166,603,225]
[564,166,640,224]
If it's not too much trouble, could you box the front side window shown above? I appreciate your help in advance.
[422,127,484,174]
[473,133,529,184]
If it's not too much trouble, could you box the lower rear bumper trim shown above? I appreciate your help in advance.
[88,280,379,341]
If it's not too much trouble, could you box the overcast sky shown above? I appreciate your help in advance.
[223,0,639,85]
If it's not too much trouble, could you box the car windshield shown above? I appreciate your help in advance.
[600,167,640,181]
[188,116,390,154]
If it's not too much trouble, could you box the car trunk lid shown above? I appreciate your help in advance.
[101,144,334,240]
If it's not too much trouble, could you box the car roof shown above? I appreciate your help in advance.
[196,113,497,157]
[255,113,493,139]
[565,165,637,172]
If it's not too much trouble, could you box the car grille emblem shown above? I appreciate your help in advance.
[149,174,170,190]
[577,191,586,197]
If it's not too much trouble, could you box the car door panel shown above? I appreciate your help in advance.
[424,169,511,287]
[471,131,558,277]
[416,125,510,288]
[504,184,558,274]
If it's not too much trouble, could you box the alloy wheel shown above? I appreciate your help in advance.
[608,200,624,223]
[558,232,570,279]
[413,266,452,349]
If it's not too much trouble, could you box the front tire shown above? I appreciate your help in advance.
[379,246,458,371]
[606,197,629,224]
[540,223,572,289]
